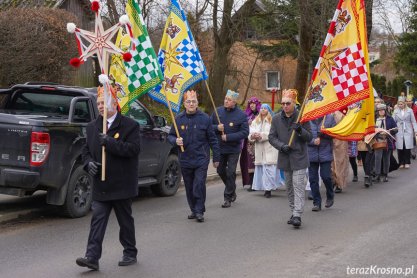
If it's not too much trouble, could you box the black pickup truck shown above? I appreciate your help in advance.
[0,83,181,218]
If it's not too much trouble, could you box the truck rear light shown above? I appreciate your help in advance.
[30,132,50,166]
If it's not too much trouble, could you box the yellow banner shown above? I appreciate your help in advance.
[301,0,371,123]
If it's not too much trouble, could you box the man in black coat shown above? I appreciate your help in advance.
[76,86,141,271]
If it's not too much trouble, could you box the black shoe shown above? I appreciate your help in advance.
[187,213,196,219]
[352,175,358,182]
[221,200,231,208]
[312,205,321,211]
[196,213,204,222]
[231,193,237,202]
[292,217,301,228]
[287,215,294,225]
[334,186,342,193]
[76,257,99,271]
[118,256,137,266]
[364,176,371,188]
[325,199,334,208]
[247,188,255,192]
[373,175,381,183]
[412,154,416,160]
[383,176,388,182]
[264,191,271,198]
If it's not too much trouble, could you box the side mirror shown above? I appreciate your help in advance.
[154,115,166,128]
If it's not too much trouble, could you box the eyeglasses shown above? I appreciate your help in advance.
[281,102,292,106]
[185,100,197,104]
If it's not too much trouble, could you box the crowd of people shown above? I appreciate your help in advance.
[75,86,417,271]
[168,89,417,229]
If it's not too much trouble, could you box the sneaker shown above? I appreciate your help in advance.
[364,176,372,188]
[196,213,204,223]
[307,191,313,200]
[399,165,405,169]
[221,200,231,208]
[334,186,342,193]
[405,164,410,169]
[292,217,301,228]
[383,176,388,182]
[187,213,196,219]
[312,205,321,211]
[76,257,99,271]
[287,215,294,225]
[325,199,334,208]
[352,175,358,182]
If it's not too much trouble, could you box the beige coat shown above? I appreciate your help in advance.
[249,118,278,165]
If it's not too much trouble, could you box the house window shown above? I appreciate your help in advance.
[266,71,280,90]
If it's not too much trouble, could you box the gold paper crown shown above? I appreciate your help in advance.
[282,89,299,104]
[97,85,118,105]
[183,90,197,101]
[406,94,414,101]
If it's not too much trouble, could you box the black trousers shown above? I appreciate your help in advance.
[217,153,240,201]
[86,199,137,260]
[181,164,209,214]
[398,148,411,165]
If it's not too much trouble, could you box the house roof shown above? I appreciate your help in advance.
[0,0,93,16]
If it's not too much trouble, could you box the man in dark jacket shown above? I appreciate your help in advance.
[308,114,336,211]
[211,90,249,208]
[168,90,220,222]
[269,89,312,228]
[76,86,141,271]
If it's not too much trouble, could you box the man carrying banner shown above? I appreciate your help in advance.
[212,90,249,208]
[76,87,140,270]
[269,89,312,228]
[168,90,220,222]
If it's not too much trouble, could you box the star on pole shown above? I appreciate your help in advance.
[77,15,123,74]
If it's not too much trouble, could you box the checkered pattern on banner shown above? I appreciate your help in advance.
[126,36,160,92]
[332,42,369,99]
[177,39,202,76]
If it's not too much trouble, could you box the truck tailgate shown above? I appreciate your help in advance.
[0,122,31,167]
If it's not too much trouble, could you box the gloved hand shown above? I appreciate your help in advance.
[281,144,291,154]
[98,133,108,146]
[390,128,398,135]
[87,161,101,176]
[291,122,302,134]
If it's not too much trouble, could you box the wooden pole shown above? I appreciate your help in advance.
[162,90,184,152]
[288,88,310,147]
[204,80,224,135]
[101,105,107,181]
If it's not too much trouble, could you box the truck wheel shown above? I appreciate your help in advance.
[62,166,93,218]
[151,154,181,196]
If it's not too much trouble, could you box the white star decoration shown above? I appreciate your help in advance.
[67,3,132,74]
[78,15,121,73]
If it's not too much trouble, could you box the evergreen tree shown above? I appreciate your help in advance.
[395,0,417,78]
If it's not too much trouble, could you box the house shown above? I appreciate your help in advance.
[0,0,97,86]
[226,0,298,106]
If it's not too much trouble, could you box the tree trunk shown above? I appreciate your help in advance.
[365,0,373,40]
[294,0,314,103]
[240,52,260,106]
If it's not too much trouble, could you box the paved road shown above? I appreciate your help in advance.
[0,168,417,278]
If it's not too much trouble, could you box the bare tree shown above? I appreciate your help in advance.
[208,0,256,110]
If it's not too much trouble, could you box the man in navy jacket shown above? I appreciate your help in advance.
[211,90,249,208]
[168,90,220,222]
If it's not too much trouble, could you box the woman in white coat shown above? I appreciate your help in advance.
[248,104,281,198]
[393,97,417,168]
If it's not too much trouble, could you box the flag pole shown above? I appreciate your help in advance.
[204,80,221,124]
[288,88,311,147]
[162,90,184,152]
